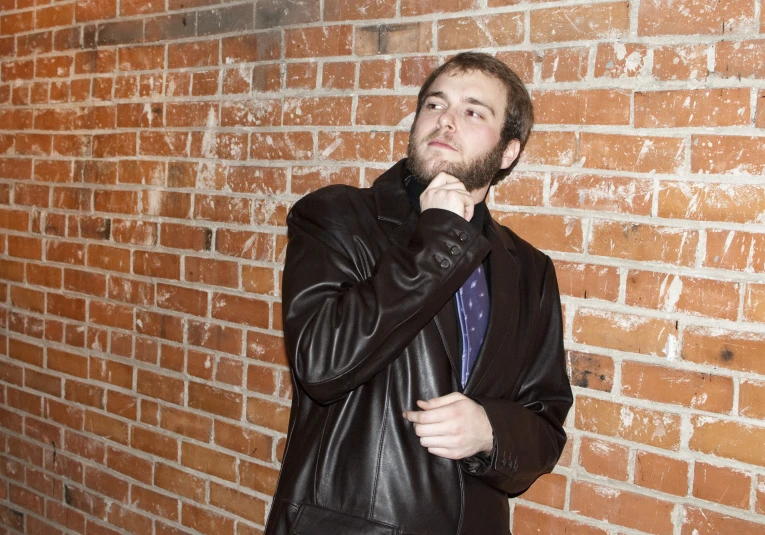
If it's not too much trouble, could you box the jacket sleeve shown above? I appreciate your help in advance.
[460,257,572,495]
[282,191,491,405]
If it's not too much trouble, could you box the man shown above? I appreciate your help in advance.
[265,52,572,535]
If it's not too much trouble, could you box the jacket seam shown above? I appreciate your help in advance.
[369,364,392,519]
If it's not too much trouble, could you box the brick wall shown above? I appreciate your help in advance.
[0,0,763,534]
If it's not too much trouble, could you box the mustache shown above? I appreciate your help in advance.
[424,130,460,151]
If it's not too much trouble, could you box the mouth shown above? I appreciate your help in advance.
[427,140,457,151]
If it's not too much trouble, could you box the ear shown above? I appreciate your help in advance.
[500,139,521,169]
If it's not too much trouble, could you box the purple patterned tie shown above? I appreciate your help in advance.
[456,264,490,388]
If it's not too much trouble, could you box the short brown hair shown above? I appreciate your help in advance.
[415,52,534,183]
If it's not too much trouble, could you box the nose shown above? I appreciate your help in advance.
[436,109,456,131]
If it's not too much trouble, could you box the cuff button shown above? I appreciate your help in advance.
[449,245,460,255]
[440,259,450,269]
[458,231,469,242]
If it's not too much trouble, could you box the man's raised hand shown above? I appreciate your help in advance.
[419,173,475,221]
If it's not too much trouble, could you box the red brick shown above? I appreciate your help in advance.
[634,451,688,496]
[286,25,351,58]
[323,61,356,90]
[438,13,523,50]
[693,462,751,509]
[286,61,317,89]
[192,133,248,161]
[188,381,242,419]
[84,410,129,446]
[654,44,709,80]
[576,396,681,450]
[216,230,274,261]
[740,379,765,419]
[194,194,251,225]
[540,47,589,82]
[283,96,352,126]
[181,503,235,535]
[209,482,267,524]
[160,406,212,442]
[660,182,765,224]
[155,463,205,502]
[531,3,629,43]
[550,174,652,215]
[519,472,567,509]
[716,40,765,79]
[513,505,608,535]
[692,135,765,174]
[166,40,218,69]
[533,90,630,125]
[9,484,44,516]
[626,271,741,321]
[553,261,620,302]
[182,442,236,481]
[75,0,116,22]
[156,283,207,316]
[131,426,178,461]
[246,396,289,434]
[639,0,754,36]
[291,166,360,195]
[579,133,686,174]
[494,213,583,253]
[570,480,674,534]
[184,257,238,288]
[107,276,154,306]
[621,360,733,412]
[160,223,212,251]
[135,310,183,343]
[141,191,192,219]
[636,88,750,127]
[240,459,280,497]
[133,250,180,280]
[357,95,416,126]
[588,221,699,266]
[595,43,649,78]
[574,308,676,357]
[131,485,178,520]
[683,327,765,375]
[139,131,188,157]
[220,99,281,127]
[681,506,765,535]
[136,369,183,405]
[10,286,44,314]
[35,56,73,79]
[690,415,765,466]
[8,235,41,260]
[318,132,391,162]
[84,465,128,502]
[246,331,287,366]
[250,132,312,161]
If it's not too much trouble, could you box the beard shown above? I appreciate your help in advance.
[406,129,505,192]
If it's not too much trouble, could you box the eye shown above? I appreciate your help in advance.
[466,109,483,119]
[425,101,444,110]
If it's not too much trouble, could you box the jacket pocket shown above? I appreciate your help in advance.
[290,504,399,535]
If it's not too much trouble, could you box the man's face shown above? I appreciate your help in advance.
[407,69,512,192]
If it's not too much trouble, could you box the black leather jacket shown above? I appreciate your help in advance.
[265,160,572,535]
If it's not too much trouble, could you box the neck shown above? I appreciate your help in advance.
[470,184,491,205]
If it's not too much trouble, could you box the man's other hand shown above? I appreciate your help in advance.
[419,173,475,221]
[403,392,494,460]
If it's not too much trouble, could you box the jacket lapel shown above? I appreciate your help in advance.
[464,216,520,395]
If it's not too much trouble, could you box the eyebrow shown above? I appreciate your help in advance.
[423,91,497,117]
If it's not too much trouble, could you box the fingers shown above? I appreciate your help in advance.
[425,172,463,189]
[420,173,475,221]
[418,392,466,409]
